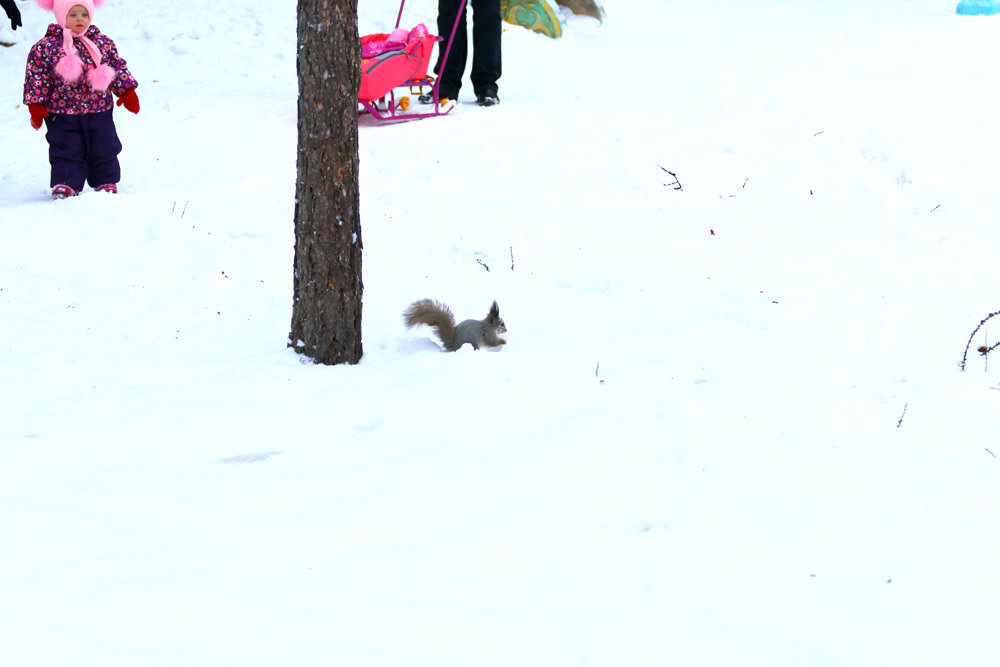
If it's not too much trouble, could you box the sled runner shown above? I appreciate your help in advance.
[358,0,468,121]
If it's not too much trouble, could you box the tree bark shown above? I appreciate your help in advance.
[290,0,363,365]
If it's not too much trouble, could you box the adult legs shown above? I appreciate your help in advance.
[436,0,502,99]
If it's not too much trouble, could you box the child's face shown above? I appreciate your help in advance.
[66,5,91,34]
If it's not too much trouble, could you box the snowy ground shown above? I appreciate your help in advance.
[2,1,1000,664]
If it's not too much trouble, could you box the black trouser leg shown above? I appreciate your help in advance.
[469,0,501,97]
[436,0,467,99]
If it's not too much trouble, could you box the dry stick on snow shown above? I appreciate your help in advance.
[896,402,908,428]
[986,448,997,458]
[509,246,515,272]
[960,309,1000,370]
[659,166,682,191]
[476,257,490,272]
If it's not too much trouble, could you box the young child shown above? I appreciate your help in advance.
[23,0,139,198]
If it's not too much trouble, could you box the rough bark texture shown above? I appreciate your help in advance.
[290,0,363,365]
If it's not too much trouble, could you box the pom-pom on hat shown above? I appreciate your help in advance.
[35,0,116,91]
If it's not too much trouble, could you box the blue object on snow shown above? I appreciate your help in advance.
[956,0,1000,15]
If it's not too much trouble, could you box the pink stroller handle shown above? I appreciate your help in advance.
[395,0,406,29]
[394,0,468,101]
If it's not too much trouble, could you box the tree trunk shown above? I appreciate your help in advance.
[290,0,363,365]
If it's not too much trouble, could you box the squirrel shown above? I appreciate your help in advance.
[403,299,507,351]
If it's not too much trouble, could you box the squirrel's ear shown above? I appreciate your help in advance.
[489,300,500,317]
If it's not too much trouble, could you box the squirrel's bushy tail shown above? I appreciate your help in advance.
[403,299,457,349]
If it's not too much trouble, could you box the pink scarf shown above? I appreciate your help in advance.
[54,27,116,91]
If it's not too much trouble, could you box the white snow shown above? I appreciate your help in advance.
[3,1,1000,665]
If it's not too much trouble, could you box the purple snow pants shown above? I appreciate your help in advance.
[43,109,122,191]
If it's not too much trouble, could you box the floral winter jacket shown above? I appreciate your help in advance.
[23,24,138,115]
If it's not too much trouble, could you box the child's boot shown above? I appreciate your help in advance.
[51,185,78,199]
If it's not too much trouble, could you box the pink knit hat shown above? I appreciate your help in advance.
[35,0,116,91]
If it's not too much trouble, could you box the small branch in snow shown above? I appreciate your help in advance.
[476,258,490,272]
[509,246,515,272]
[896,402,908,428]
[986,448,996,458]
[960,309,1000,371]
[814,130,825,137]
[719,178,749,199]
[659,166,682,191]
[930,204,941,213]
